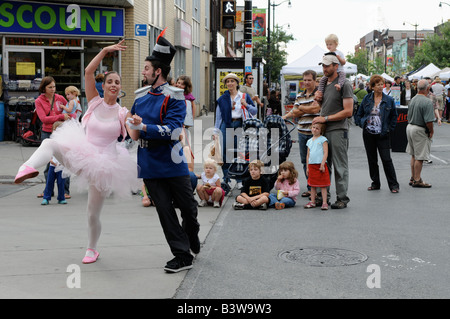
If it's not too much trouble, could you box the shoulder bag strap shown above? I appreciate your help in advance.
[47,96,55,116]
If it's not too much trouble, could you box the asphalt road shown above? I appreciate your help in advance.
[175,120,450,299]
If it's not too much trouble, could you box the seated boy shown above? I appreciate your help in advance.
[233,160,270,210]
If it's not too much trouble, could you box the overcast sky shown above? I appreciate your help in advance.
[238,0,449,63]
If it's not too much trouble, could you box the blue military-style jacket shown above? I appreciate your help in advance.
[131,83,189,179]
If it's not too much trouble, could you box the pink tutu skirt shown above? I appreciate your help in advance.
[50,119,141,197]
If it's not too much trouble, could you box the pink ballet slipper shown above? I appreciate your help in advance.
[14,165,39,184]
[82,249,100,264]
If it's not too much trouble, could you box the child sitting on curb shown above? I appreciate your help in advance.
[268,161,300,210]
[197,159,225,208]
[233,160,270,210]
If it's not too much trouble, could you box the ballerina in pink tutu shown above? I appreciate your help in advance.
[14,40,140,264]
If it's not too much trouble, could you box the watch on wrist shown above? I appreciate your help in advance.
[324,116,329,122]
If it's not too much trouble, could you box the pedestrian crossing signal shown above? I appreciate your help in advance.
[222,1,236,29]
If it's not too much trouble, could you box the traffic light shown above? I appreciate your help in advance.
[222,0,236,29]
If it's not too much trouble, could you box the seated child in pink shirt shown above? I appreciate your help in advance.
[268,161,300,210]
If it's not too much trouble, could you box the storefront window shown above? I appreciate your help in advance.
[8,51,42,82]
[84,39,119,74]
[45,49,81,94]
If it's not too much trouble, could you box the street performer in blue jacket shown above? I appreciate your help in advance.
[127,29,200,273]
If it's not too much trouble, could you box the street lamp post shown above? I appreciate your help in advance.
[266,0,291,90]
[383,35,389,73]
[403,21,419,46]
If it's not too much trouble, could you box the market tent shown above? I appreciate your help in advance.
[408,63,441,80]
[356,73,370,80]
[381,73,394,82]
[281,45,357,75]
[439,70,450,81]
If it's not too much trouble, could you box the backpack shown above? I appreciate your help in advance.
[340,87,359,117]
[351,93,359,116]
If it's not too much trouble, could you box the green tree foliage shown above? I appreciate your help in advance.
[253,25,294,84]
[410,22,450,70]
[348,50,390,76]
[347,49,370,75]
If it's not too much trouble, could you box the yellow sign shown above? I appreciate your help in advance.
[218,71,245,96]
[16,62,36,75]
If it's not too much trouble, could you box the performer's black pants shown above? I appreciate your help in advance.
[144,175,200,262]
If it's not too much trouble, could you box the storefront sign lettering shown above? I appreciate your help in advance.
[0,1,124,37]
[5,37,81,47]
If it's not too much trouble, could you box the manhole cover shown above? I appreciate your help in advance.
[279,247,368,267]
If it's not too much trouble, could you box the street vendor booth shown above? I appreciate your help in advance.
[280,45,357,115]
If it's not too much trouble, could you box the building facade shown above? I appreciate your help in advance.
[354,28,434,75]
[0,0,212,116]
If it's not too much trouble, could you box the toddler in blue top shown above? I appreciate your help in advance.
[305,122,330,210]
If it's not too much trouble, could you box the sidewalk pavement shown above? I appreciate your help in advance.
[0,113,224,299]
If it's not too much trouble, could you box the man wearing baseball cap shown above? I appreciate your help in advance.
[128,29,200,273]
[312,54,353,209]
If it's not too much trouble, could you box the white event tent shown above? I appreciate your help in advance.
[408,63,441,80]
[280,45,357,113]
[281,45,357,76]
[381,73,394,82]
[439,70,450,81]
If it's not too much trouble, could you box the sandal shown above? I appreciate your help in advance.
[37,193,44,198]
[411,179,432,188]
[367,186,380,191]
[301,191,311,198]
[304,201,316,209]
[275,202,285,210]
[321,203,329,210]
[390,188,399,193]
[409,177,414,186]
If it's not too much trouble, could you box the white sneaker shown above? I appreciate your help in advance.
[236,182,243,189]
[198,199,207,207]
[213,201,220,208]
[232,201,245,210]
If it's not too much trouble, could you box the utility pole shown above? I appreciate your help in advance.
[244,1,253,77]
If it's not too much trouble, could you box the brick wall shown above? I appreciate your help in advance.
[121,1,149,110]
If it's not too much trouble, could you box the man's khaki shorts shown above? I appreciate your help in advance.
[433,95,445,111]
[406,124,431,161]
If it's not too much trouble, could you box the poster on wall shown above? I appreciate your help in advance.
[216,69,245,98]
[391,86,401,106]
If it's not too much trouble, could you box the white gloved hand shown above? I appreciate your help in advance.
[126,117,144,130]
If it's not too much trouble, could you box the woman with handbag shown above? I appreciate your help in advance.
[34,76,70,198]
[213,73,257,186]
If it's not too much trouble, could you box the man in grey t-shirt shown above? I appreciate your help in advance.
[406,79,435,188]
[313,55,354,209]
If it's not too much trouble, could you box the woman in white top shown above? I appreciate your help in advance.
[213,73,257,185]
[382,80,392,96]
[400,80,416,106]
